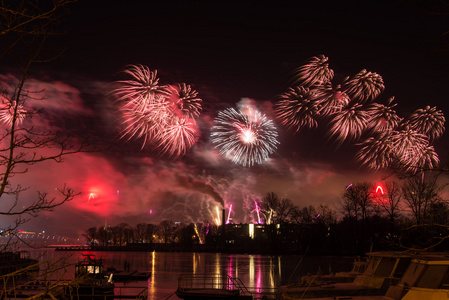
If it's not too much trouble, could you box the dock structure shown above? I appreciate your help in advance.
[176,273,280,300]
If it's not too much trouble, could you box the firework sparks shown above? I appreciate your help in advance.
[211,107,279,167]
[292,55,334,87]
[274,86,321,132]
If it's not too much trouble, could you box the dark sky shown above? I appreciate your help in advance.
[3,0,449,237]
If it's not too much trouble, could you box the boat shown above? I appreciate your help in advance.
[283,252,449,300]
[65,254,115,298]
[300,256,369,285]
[280,251,413,299]
[383,252,449,300]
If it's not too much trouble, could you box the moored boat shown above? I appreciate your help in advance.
[65,254,115,298]
[280,251,413,299]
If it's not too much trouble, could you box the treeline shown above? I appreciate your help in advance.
[83,174,449,255]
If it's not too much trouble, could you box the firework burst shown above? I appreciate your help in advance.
[113,64,167,108]
[365,97,402,133]
[314,83,350,116]
[211,107,279,167]
[403,106,445,141]
[292,55,334,87]
[357,128,437,173]
[156,116,197,157]
[342,69,384,102]
[274,86,321,132]
[327,103,370,145]
[0,101,26,126]
[164,83,202,119]
[356,135,394,170]
[113,65,202,157]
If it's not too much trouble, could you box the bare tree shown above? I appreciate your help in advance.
[377,181,402,225]
[259,192,280,225]
[158,220,175,245]
[260,192,297,225]
[341,182,375,221]
[0,0,97,250]
[402,174,444,224]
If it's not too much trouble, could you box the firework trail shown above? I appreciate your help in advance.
[112,65,202,157]
[254,201,262,224]
[341,69,385,102]
[403,106,445,141]
[226,204,233,224]
[274,86,321,132]
[211,107,279,167]
[292,55,334,87]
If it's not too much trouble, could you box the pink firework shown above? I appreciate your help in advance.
[292,55,334,87]
[113,65,167,108]
[365,97,402,133]
[357,128,438,173]
[342,69,384,102]
[155,116,197,157]
[327,103,370,145]
[403,106,445,141]
[274,86,321,132]
[313,83,350,116]
[356,135,394,170]
[164,83,202,119]
[114,65,202,157]
[119,95,170,147]
[0,101,26,126]
[388,127,434,172]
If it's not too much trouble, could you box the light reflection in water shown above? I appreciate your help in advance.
[148,251,156,297]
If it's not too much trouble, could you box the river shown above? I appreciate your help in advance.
[27,249,355,299]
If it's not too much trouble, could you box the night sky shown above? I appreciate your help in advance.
[2,0,449,238]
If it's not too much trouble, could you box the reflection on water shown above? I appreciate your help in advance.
[27,249,354,300]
